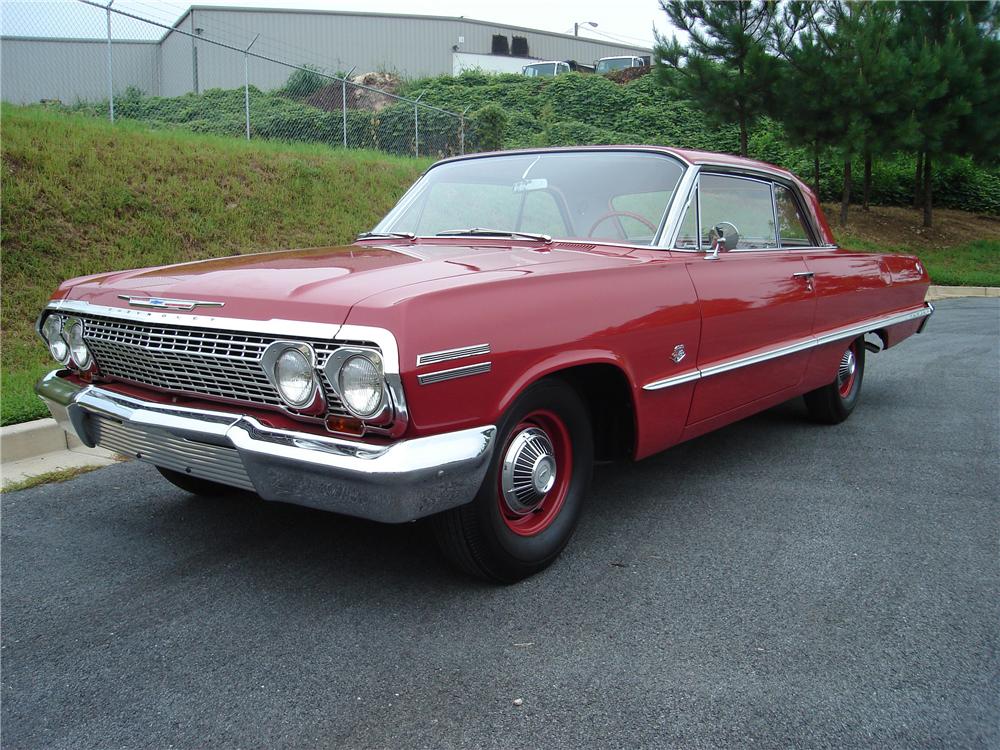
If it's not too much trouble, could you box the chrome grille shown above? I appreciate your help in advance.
[93,415,254,491]
[77,314,371,416]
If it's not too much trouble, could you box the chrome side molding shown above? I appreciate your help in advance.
[417,361,491,385]
[643,302,934,391]
[417,343,491,367]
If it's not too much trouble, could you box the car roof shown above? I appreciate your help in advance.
[433,145,796,181]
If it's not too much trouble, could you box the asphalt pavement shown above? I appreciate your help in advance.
[2,298,997,750]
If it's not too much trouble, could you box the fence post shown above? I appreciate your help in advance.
[243,33,260,140]
[342,65,356,149]
[460,105,472,155]
[413,91,424,158]
[105,0,114,122]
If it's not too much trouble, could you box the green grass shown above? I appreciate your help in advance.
[837,236,1000,287]
[1,105,429,425]
[1,464,105,493]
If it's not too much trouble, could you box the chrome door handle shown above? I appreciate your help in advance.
[792,271,815,279]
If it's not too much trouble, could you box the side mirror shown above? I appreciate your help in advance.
[705,222,740,260]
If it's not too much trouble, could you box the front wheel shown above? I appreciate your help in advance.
[803,337,866,424]
[431,378,594,583]
[156,466,234,497]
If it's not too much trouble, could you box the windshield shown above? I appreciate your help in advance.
[374,151,685,245]
[596,57,635,73]
[523,63,558,77]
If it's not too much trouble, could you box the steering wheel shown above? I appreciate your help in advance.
[587,211,658,240]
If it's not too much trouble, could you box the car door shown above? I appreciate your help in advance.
[679,173,817,425]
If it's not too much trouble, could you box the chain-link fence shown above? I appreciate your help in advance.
[1,0,476,158]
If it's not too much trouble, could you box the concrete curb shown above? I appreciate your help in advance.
[2,418,117,488]
[926,285,1000,301]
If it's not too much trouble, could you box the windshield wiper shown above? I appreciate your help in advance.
[436,228,552,243]
[356,231,415,241]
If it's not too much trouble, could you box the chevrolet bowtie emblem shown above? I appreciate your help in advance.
[118,296,225,311]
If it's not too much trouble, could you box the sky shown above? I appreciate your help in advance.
[0,0,670,48]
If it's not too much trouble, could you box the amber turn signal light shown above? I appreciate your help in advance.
[325,415,365,436]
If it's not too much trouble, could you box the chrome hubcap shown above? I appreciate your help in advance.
[838,348,856,389]
[501,427,557,515]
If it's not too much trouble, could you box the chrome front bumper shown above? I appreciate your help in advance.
[36,371,496,523]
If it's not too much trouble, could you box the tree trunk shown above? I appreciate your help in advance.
[863,152,872,211]
[840,158,852,227]
[813,145,821,198]
[922,153,933,228]
[738,108,748,157]
[913,151,924,209]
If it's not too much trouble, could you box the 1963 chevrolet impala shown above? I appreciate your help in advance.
[35,147,932,582]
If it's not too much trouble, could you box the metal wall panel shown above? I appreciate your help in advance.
[158,17,193,97]
[0,37,158,104]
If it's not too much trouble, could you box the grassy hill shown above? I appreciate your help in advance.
[1,106,997,426]
[1,106,428,425]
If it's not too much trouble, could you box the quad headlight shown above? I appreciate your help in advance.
[41,314,70,364]
[337,354,384,418]
[64,317,92,369]
[323,348,386,420]
[261,341,321,410]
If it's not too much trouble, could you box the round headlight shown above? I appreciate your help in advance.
[338,354,384,418]
[41,315,70,364]
[65,318,91,369]
[274,347,317,408]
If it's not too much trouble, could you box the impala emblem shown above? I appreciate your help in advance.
[118,295,224,311]
[671,344,686,364]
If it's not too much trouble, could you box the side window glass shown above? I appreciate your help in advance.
[774,184,813,247]
[674,188,699,250]
[699,174,777,250]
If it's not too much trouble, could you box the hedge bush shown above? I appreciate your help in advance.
[69,72,999,214]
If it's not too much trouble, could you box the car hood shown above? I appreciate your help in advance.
[55,242,593,325]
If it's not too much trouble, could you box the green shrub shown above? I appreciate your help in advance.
[473,103,507,152]
[279,65,329,99]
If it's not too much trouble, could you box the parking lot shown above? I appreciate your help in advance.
[2,298,997,749]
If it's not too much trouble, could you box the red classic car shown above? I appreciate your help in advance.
[35,147,932,582]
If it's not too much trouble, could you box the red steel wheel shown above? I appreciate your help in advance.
[431,378,594,583]
[837,340,860,398]
[496,410,573,537]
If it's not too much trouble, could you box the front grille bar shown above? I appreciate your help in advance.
[74,312,376,418]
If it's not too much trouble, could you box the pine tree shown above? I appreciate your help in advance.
[654,1,780,157]
[897,2,999,227]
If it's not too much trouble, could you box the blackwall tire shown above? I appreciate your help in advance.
[431,378,594,583]
[804,337,866,425]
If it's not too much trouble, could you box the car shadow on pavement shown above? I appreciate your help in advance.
[138,396,815,588]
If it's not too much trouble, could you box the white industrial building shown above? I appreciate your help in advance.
[1,5,651,104]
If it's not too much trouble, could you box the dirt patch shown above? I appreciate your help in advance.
[606,66,653,85]
[825,203,1000,250]
[305,72,402,113]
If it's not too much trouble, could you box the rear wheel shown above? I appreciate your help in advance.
[804,337,866,424]
[156,466,233,497]
[431,379,594,583]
